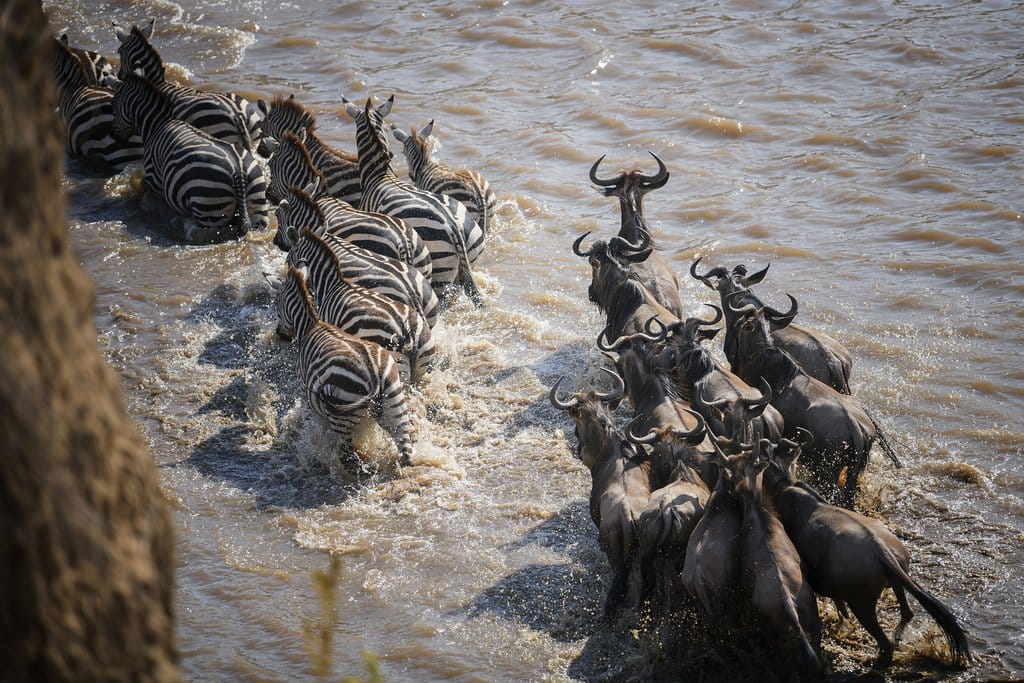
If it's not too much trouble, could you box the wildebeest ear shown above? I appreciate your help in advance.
[697,327,720,342]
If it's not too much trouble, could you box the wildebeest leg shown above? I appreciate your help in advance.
[603,557,632,621]
[892,583,915,646]
[847,595,893,669]
[833,598,850,620]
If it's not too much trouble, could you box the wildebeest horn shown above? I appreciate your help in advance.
[589,155,618,187]
[609,232,649,256]
[742,377,773,411]
[700,388,730,410]
[572,232,595,257]
[742,262,771,285]
[614,244,653,263]
[764,293,799,327]
[639,151,669,189]
[689,257,729,289]
[726,290,760,315]
[794,426,814,445]
[642,316,669,342]
[600,319,665,352]
[595,367,625,404]
[549,376,578,411]
[673,409,707,444]
[626,421,660,446]
[699,303,724,326]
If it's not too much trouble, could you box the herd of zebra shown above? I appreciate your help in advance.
[53,19,496,466]
[551,156,971,676]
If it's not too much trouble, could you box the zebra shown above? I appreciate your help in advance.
[53,36,143,169]
[57,34,119,87]
[343,95,485,307]
[275,176,433,282]
[111,69,269,243]
[257,94,361,204]
[394,120,497,239]
[287,224,440,331]
[112,19,261,150]
[269,263,415,467]
[281,230,435,382]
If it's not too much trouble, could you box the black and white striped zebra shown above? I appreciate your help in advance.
[58,34,119,87]
[112,19,261,151]
[343,95,485,307]
[257,94,361,204]
[263,129,327,204]
[275,177,433,282]
[53,37,143,169]
[280,230,435,382]
[394,120,497,239]
[112,69,269,242]
[269,263,414,467]
[287,225,440,331]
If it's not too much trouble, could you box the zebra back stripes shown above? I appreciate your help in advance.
[53,38,143,168]
[344,95,485,307]
[282,234,434,382]
[275,180,433,282]
[394,120,497,239]
[258,94,361,204]
[287,225,440,331]
[275,264,414,466]
[112,71,269,242]
[113,19,261,150]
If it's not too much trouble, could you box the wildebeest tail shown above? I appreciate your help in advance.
[881,550,971,667]
[866,408,902,468]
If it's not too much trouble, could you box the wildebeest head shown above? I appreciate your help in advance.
[573,232,652,309]
[760,429,814,493]
[590,152,669,244]
[549,368,628,470]
[727,290,800,366]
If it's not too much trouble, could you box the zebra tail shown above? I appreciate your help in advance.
[230,171,250,237]
[454,211,484,307]
[866,408,902,468]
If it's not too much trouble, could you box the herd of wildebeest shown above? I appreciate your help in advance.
[53,19,972,681]
[550,154,972,678]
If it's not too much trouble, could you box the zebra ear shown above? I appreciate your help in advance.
[262,136,279,154]
[378,94,395,118]
[59,34,70,45]
[113,22,129,43]
[263,271,282,293]
[298,128,307,144]
[286,225,300,247]
[421,120,434,138]
[257,99,269,116]
[143,18,155,40]
[294,260,310,282]
[133,66,145,78]
[392,128,407,143]
[342,96,360,119]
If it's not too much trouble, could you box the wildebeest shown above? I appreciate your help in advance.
[589,152,683,318]
[728,294,877,509]
[627,421,711,613]
[690,257,853,395]
[549,369,652,619]
[763,438,971,669]
[727,442,825,679]
[650,308,785,447]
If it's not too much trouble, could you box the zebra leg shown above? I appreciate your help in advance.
[374,375,414,467]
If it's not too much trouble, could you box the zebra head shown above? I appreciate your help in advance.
[257,93,316,156]
[342,94,395,175]
[267,128,323,204]
[113,18,160,82]
[272,262,315,341]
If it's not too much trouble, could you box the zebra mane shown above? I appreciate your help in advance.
[286,183,327,226]
[53,38,89,92]
[123,69,169,106]
[271,93,318,132]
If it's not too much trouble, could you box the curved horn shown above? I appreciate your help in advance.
[726,290,760,316]
[794,427,814,445]
[764,293,799,326]
[572,231,596,258]
[609,232,649,255]
[589,155,618,187]
[615,244,653,263]
[689,256,729,288]
[595,367,625,404]
[671,409,706,444]
[642,316,669,342]
[742,262,771,286]
[698,303,724,326]
[639,151,670,189]
[742,377,773,411]
[626,420,660,446]
[700,388,730,410]
[596,326,624,353]
[549,376,578,411]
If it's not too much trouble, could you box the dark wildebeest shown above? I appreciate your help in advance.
[728,294,877,509]
[580,244,681,343]
[627,420,711,613]
[690,257,853,394]
[763,438,971,669]
[649,308,785,447]
[589,152,683,318]
[549,369,652,620]
[727,442,825,680]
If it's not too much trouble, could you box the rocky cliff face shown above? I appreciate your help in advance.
[0,2,180,680]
